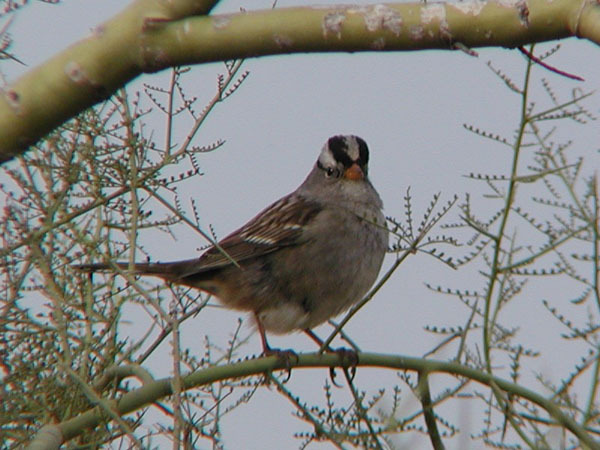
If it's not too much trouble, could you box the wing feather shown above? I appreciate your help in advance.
[74,195,323,281]
[187,194,322,274]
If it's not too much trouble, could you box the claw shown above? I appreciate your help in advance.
[330,348,358,386]
[264,347,299,365]
[263,348,298,383]
[329,367,343,387]
[255,314,299,383]
[335,347,359,368]
[303,329,360,386]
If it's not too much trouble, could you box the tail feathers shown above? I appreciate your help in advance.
[74,262,129,273]
[73,259,202,280]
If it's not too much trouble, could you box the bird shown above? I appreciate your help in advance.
[77,135,388,354]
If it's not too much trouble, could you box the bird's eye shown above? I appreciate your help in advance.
[326,168,335,177]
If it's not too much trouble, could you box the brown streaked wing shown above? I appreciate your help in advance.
[193,194,323,272]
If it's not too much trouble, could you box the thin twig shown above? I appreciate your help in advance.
[518,46,584,81]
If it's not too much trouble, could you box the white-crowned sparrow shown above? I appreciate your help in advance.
[78,135,388,352]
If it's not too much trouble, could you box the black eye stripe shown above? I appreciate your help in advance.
[356,137,369,167]
[317,160,339,177]
[328,135,370,169]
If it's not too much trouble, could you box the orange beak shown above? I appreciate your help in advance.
[344,163,364,180]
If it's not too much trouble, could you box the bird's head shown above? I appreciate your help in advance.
[316,135,370,182]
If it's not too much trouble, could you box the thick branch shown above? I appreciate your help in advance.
[27,352,599,449]
[1,0,599,162]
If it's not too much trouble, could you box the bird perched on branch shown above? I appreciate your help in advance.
[77,135,388,354]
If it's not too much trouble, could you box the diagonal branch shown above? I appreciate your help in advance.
[417,371,445,450]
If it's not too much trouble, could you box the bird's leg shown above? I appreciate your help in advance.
[256,315,273,355]
[304,329,342,385]
[303,329,358,386]
[255,313,297,382]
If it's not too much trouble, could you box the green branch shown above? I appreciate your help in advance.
[2,0,599,161]
[27,352,599,449]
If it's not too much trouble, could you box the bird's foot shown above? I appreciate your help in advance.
[331,347,359,367]
[327,347,358,387]
[263,347,299,383]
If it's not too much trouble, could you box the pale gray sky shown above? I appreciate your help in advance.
[4,1,600,448]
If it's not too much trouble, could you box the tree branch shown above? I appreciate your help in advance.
[417,371,446,450]
[2,0,599,161]
[27,352,600,449]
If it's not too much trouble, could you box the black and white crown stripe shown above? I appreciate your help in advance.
[317,135,370,175]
